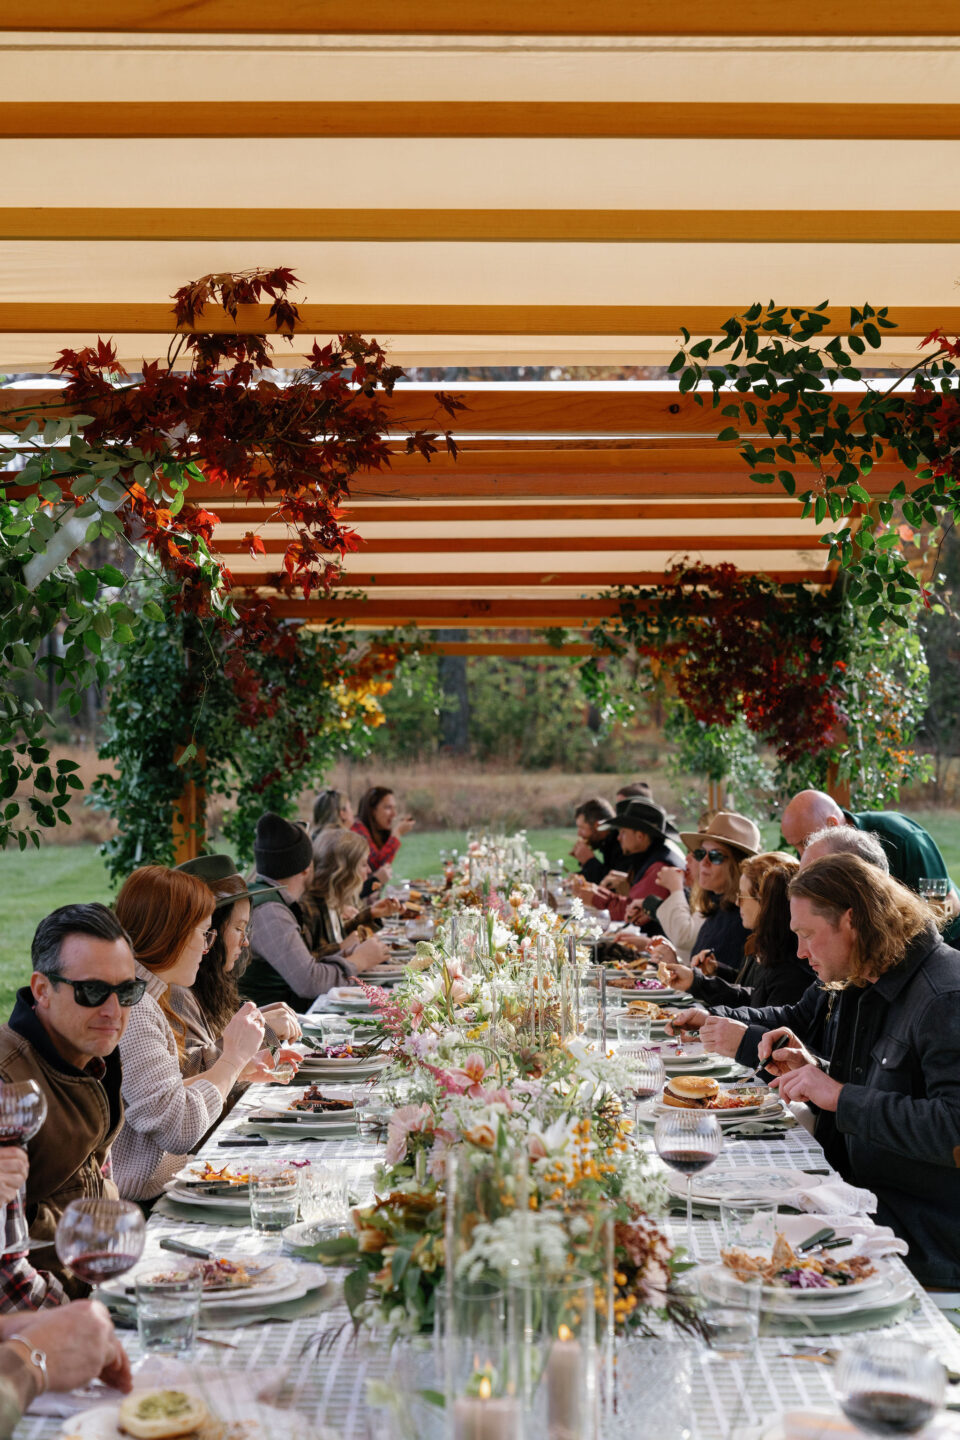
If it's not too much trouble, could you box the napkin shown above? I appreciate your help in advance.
[779,1212,909,1259]
[28,1357,288,1418]
[793,1179,877,1216]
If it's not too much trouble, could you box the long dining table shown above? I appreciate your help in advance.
[16,1070,960,1440]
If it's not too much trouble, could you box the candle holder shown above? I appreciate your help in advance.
[438,1279,520,1440]
[507,1273,598,1440]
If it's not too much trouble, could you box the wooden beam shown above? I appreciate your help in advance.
[209,500,810,525]
[264,598,620,624]
[401,641,595,655]
[218,533,826,554]
[0,386,919,438]
[6,1,953,36]
[0,304,952,338]
[2,207,959,244]
[229,568,835,588]
[2,103,960,142]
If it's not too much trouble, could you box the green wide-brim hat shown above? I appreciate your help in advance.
[174,853,273,909]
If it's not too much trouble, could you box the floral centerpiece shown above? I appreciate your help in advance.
[306,867,697,1342]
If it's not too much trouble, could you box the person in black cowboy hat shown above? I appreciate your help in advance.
[572,799,685,922]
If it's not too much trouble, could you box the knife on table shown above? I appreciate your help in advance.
[159,1236,213,1259]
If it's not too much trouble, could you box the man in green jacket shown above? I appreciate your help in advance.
[781,789,960,944]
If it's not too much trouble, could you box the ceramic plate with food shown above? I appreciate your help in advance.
[171,1163,250,1193]
[162,1183,251,1212]
[60,1388,324,1440]
[719,1234,888,1300]
[98,1255,297,1303]
[658,1077,779,1114]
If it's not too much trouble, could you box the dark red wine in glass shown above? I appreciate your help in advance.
[658,1149,719,1176]
[55,1199,146,1289]
[842,1392,938,1436]
[653,1110,723,1254]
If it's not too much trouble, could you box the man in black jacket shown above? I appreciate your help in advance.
[571,798,620,885]
[770,856,960,1288]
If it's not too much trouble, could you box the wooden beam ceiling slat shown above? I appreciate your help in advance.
[2,102,959,142]
[220,533,826,554]
[229,569,835,588]
[204,501,809,524]
[5,0,952,35]
[2,207,958,244]
[0,304,951,337]
[0,386,909,437]
[3,208,960,244]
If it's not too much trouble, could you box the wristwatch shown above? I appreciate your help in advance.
[6,1334,48,1394]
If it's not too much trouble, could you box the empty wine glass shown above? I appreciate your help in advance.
[654,1109,723,1256]
[835,1338,945,1436]
[0,1080,48,1254]
[55,1197,146,1285]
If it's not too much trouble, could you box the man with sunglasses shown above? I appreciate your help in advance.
[0,904,141,1276]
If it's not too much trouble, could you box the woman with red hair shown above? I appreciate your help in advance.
[112,867,266,1201]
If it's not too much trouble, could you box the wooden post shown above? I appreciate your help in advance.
[825,759,851,809]
[171,744,207,863]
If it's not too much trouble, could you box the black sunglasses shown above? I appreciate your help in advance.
[47,974,148,1009]
[692,847,728,865]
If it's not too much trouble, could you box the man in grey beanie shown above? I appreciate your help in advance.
[239,812,356,1010]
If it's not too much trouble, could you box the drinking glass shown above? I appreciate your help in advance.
[55,1197,146,1285]
[616,1012,652,1045]
[698,1267,762,1359]
[249,1160,300,1234]
[355,1090,393,1142]
[835,1338,945,1436]
[0,1080,47,1254]
[653,1110,723,1254]
[299,1161,349,1224]
[719,1198,778,1262]
[619,1044,665,1123]
[919,877,949,902]
[135,1265,203,1358]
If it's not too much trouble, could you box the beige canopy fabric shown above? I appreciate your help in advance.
[0,19,953,634]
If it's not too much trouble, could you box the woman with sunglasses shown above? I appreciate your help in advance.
[112,867,267,1202]
[649,812,758,982]
[170,857,303,1079]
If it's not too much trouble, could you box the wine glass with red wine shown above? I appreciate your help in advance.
[653,1109,723,1254]
[0,1080,48,1253]
[836,1338,945,1437]
[55,1198,146,1286]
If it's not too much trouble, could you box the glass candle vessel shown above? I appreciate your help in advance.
[507,1273,598,1440]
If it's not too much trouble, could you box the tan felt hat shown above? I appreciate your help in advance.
[678,810,761,858]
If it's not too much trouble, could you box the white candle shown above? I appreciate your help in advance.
[452,1382,521,1440]
[545,1325,584,1440]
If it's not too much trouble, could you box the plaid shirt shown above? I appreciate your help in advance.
[0,1253,65,1312]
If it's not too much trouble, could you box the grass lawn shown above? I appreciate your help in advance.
[3,809,959,1020]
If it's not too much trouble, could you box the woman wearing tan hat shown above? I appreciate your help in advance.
[650,811,759,981]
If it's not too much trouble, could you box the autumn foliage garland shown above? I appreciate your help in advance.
[0,267,457,847]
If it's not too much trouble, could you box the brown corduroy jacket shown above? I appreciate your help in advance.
[0,989,123,1253]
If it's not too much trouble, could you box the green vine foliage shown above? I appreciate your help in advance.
[92,580,395,882]
[580,563,931,808]
[670,302,960,624]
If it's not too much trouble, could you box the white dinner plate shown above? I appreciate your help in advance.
[163,1182,251,1212]
[326,988,373,1009]
[667,1168,825,1206]
[59,1392,324,1440]
[759,1265,911,1318]
[98,1255,300,1304]
[297,1056,386,1079]
[255,1086,356,1114]
[750,1408,960,1440]
[650,1091,783,1120]
[200,1264,327,1312]
[252,1120,358,1140]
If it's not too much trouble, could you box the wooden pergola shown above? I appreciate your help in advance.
[1,6,955,650]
